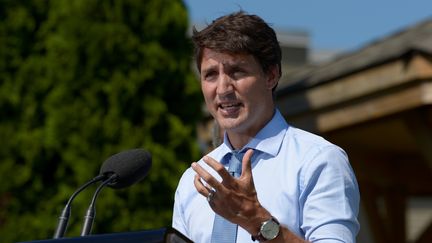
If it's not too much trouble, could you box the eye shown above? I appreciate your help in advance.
[203,71,218,81]
[231,69,246,79]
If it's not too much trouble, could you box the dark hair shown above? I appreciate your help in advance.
[192,11,282,79]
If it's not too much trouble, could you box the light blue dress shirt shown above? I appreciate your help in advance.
[172,109,360,242]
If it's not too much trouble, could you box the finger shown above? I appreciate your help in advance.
[193,174,212,197]
[202,156,233,182]
[241,149,254,178]
[191,162,222,190]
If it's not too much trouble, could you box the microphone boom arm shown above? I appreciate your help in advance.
[53,174,106,239]
[81,174,118,236]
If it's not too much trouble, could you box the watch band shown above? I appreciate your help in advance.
[251,233,268,242]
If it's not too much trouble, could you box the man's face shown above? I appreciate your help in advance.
[200,48,277,137]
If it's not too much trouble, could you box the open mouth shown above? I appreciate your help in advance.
[219,102,242,114]
[220,102,241,109]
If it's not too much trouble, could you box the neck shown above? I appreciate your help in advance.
[226,109,275,150]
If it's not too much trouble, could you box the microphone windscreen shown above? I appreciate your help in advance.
[99,148,152,189]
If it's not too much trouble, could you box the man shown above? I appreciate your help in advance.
[172,11,360,242]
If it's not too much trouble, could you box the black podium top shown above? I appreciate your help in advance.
[19,227,192,243]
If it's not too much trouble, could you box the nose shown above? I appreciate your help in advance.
[216,73,234,97]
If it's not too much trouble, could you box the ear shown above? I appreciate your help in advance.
[265,65,280,90]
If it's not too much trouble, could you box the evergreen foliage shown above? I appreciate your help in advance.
[0,0,202,241]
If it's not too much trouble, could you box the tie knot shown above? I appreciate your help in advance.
[228,151,243,177]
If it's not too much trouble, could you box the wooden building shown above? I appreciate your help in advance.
[276,18,432,243]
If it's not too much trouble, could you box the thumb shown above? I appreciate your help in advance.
[241,149,254,178]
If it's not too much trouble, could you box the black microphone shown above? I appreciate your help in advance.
[99,148,152,189]
[80,148,152,236]
[53,149,152,238]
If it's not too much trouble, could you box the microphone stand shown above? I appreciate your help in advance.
[81,174,118,236]
[53,174,105,239]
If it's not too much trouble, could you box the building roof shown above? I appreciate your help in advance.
[277,17,432,95]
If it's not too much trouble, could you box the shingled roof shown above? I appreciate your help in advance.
[277,17,432,95]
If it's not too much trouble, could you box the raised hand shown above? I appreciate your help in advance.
[192,149,271,234]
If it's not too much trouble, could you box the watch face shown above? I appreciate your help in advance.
[261,219,280,240]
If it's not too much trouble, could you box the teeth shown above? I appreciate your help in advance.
[221,103,239,108]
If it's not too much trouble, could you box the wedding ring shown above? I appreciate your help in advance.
[207,190,215,202]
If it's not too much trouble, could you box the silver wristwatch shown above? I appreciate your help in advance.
[252,216,280,241]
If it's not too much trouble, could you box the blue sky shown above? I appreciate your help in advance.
[183,0,432,52]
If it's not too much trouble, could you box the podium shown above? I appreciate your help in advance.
[18,227,192,243]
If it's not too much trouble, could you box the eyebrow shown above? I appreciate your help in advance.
[222,60,248,69]
[204,60,247,71]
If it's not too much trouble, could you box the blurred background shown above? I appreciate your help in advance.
[0,0,431,242]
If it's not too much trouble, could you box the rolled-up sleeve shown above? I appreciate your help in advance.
[300,146,360,243]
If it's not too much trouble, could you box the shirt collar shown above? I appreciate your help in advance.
[211,109,288,165]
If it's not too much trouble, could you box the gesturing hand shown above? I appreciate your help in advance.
[192,149,271,234]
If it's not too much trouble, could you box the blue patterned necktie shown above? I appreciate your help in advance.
[210,151,244,243]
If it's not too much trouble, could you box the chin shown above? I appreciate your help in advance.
[219,118,247,132]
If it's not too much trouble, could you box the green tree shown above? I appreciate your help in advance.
[0,0,202,241]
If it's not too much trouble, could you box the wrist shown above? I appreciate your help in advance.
[241,205,272,235]
[251,216,280,242]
